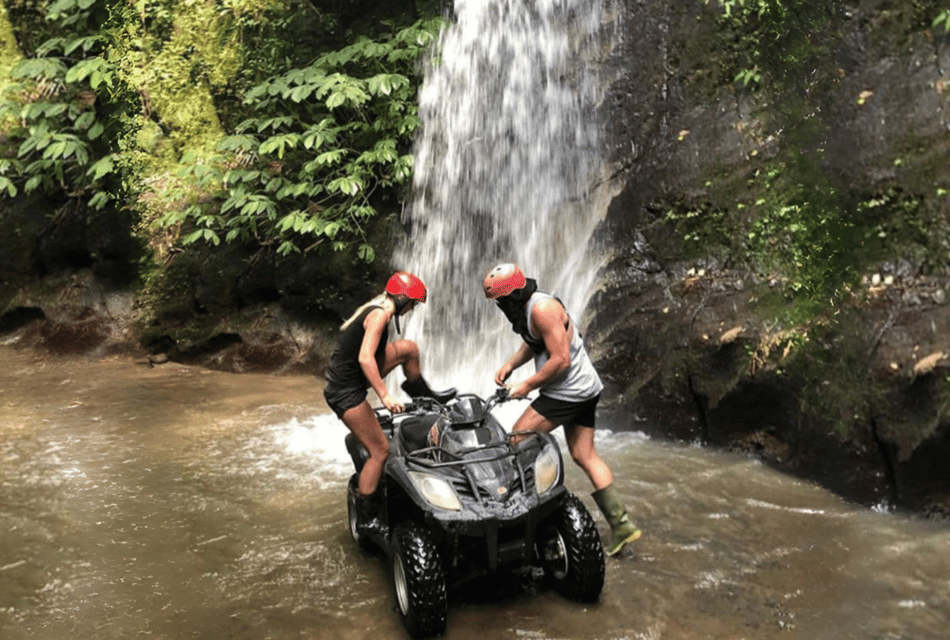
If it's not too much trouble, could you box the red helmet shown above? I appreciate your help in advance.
[386,271,427,303]
[482,263,526,299]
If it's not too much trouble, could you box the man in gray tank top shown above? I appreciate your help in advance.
[482,263,642,556]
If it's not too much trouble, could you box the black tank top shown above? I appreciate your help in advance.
[325,306,388,389]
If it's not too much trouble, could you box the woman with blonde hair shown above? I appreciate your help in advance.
[324,271,455,536]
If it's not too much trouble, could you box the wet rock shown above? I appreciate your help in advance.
[587,0,950,515]
[1,271,141,356]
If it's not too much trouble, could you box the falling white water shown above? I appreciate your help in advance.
[396,0,621,396]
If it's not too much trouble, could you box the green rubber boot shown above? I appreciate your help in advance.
[592,484,642,556]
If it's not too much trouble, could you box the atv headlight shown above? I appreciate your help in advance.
[534,445,561,495]
[408,471,462,511]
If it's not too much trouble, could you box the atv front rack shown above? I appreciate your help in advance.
[403,432,546,508]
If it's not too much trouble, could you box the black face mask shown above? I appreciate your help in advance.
[495,278,538,339]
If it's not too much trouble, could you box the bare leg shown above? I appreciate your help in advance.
[385,340,456,403]
[382,339,422,380]
[515,405,639,553]
[564,424,614,491]
[512,407,614,490]
[510,405,559,448]
[511,405,556,433]
[340,401,390,495]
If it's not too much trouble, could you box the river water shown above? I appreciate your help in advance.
[1,345,948,640]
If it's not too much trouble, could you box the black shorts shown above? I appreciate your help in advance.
[324,382,368,419]
[531,393,600,429]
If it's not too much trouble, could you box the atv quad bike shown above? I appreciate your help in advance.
[344,388,605,638]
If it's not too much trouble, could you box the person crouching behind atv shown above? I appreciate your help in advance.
[482,263,641,556]
[324,271,456,536]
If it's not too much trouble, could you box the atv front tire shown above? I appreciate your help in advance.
[539,493,605,603]
[391,522,447,638]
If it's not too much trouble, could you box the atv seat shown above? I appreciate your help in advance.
[398,414,440,453]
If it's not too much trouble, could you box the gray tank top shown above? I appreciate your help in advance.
[526,292,604,402]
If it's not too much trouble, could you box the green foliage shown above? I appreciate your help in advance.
[0,0,443,266]
[695,1,862,321]
[935,9,950,32]
[153,18,444,260]
[740,164,861,320]
[702,0,839,95]
[0,0,120,210]
[662,202,733,259]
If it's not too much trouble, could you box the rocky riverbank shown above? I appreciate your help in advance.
[588,257,950,521]
[587,0,950,520]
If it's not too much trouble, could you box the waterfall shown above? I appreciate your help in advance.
[396,0,619,396]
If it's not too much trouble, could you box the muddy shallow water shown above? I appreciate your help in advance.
[1,345,947,640]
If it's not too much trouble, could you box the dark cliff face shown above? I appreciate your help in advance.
[591,0,950,518]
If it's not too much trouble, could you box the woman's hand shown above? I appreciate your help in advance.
[382,393,404,414]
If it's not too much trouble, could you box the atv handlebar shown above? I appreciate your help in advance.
[376,386,526,423]
[484,385,530,414]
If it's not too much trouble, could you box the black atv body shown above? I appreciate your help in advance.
[343,389,605,638]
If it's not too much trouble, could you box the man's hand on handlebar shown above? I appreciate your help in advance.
[494,363,513,387]
[506,381,532,399]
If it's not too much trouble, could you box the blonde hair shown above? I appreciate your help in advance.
[340,293,394,331]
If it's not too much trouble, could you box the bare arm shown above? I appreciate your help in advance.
[508,298,571,398]
[359,308,402,411]
[494,342,534,386]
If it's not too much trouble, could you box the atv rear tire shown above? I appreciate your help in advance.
[391,522,447,638]
[539,493,605,603]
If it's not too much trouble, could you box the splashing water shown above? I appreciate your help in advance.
[396,0,621,394]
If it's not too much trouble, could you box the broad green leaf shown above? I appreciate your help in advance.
[64,35,103,55]
[245,83,269,102]
[215,134,258,152]
[89,70,108,89]
[327,176,357,194]
[47,0,79,15]
[315,149,345,166]
[44,140,67,160]
[183,228,221,246]
[75,111,96,130]
[0,176,17,197]
[183,229,205,244]
[36,37,67,56]
[358,244,375,262]
[25,175,43,193]
[290,84,312,103]
[88,191,110,209]
[87,154,115,180]
[326,91,345,110]
[368,74,392,96]
[277,211,306,232]
[277,241,300,256]
[12,58,67,80]
[66,57,108,83]
[257,116,294,132]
